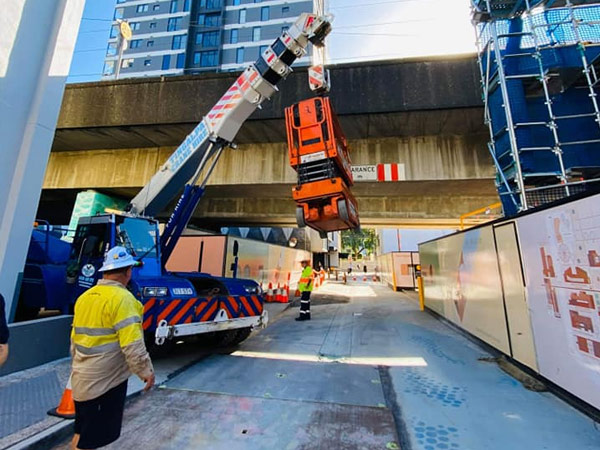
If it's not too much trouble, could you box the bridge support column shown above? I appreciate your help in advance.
[0,0,84,321]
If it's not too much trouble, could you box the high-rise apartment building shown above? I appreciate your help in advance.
[103,0,313,79]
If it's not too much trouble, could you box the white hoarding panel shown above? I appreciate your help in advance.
[516,195,600,410]
[494,223,538,371]
[420,227,511,354]
[393,252,415,289]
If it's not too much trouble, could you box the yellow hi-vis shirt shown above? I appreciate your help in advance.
[71,279,153,401]
[298,266,314,292]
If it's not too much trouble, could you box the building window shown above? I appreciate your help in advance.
[103,61,115,76]
[261,6,269,21]
[207,0,221,7]
[147,40,154,47]
[117,0,127,3]
[144,59,152,66]
[136,4,149,13]
[184,0,190,11]
[194,50,218,67]
[162,54,171,70]
[130,39,142,48]
[259,45,268,55]
[252,27,260,42]
[197,30,218,46]
[282,6,289,14]
[106,42,118,56]
[114,8,124,20]
[177,53,185,68]
[230,29,238,44]
[122,58,134,68]
[236,47,244,64]
[254,0,261,3]
[153,4,160,10]
[149,22,157,29]
[239,9,246,24]
[167,17,181,31]
[172,34,187,49]
[170,1,178,13]
[204,13,219,26]
[110,25,119,38]
[233,0,240,5]
[130,22,140,31]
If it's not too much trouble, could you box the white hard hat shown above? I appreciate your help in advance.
[99,246,138,272]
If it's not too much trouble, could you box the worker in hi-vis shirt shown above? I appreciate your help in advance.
[70,246,154,450]
[296,259,314,321]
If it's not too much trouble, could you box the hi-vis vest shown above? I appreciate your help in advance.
[71,283,144,356]
[298,266,314,292]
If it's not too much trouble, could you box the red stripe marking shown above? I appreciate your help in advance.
[223,103,235,110]
[195,302,207,317]
[227,296,239,312]
[143,315,154,330]
[184,315,193,324]
[201,301,218,322]
[249,71,258,82]
[377,164,385,181]
[284,36,291,43]
[267,53,275,63]
[240,296,253,316]
[212,104,224,110]
[391,163,398,181]
[170,299,196,325]
[311,66,322,74]
[157,300,180,323]
[143,298,156,313]
[215,113,224,119]
[309,76,321,86]
[251,295,263,313]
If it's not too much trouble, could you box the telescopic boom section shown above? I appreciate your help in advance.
[128,13,332,217]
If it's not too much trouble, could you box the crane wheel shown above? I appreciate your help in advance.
[296,207,307,228]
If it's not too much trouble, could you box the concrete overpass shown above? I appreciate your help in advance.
[41,55,496,229]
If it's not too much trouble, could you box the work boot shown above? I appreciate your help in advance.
[295,316,307,321]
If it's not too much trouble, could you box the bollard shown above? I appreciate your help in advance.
[417,275,425,311]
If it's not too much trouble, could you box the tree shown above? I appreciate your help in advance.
[341,228,378,259]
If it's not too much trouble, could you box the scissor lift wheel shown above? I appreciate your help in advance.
[296,206,307,228]
[338,198,350,222]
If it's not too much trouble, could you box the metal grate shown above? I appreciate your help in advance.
[0,372,62,438]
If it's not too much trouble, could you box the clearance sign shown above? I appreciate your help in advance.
[351,164,406,182]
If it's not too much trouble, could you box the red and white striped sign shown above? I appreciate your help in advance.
[377,163,405,182]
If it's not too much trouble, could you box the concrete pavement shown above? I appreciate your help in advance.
[48,281,600,449]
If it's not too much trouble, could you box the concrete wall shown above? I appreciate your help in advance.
[0,0,84,320]
[43,135,492,189]
[0,316,72,377]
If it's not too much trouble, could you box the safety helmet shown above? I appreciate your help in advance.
[99,246,139,272]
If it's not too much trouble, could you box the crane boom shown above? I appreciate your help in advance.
[128,13,332,217]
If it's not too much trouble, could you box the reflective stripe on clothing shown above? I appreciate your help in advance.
[298,266,314,292]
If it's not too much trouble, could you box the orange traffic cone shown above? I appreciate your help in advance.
[275,284,283,302]
[48,375,76,419]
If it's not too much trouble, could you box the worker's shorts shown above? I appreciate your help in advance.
[74,380,127,449]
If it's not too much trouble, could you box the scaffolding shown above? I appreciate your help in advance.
[472,0,600,215]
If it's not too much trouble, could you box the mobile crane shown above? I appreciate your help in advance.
[63,13,333,348]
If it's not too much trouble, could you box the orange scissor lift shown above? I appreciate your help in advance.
[285,96,360,238]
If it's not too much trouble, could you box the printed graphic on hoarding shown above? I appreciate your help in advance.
[419,227,510,354]
[518,195,600,410]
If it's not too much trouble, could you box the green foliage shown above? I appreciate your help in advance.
[341,228,379,259]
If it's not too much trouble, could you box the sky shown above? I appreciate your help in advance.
[68,0,476,83]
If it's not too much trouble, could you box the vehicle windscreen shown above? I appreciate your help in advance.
[116,217,158,259]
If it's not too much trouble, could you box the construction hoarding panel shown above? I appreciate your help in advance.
[516,195,600,410]
[224,237,311,291]
[419,227,511,354]
[165,236,227,275]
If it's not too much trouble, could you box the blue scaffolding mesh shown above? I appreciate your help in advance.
[476,3,600,216]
